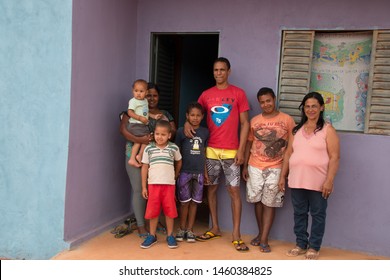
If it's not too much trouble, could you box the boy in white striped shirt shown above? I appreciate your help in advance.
[140,120,182,249]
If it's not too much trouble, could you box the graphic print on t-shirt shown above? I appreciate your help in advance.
[193,139,200,150]
[190,136,203,155]
[253,125,288,159]
[210,104,232,127]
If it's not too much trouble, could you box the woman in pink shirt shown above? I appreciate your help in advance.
[278,92,340,260]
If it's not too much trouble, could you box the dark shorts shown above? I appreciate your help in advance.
[177,172,204,203]
[127,123,150,137]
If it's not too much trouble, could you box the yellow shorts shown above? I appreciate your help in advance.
[206,147,237,160]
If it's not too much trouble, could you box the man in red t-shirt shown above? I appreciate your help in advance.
[185,57,250,252]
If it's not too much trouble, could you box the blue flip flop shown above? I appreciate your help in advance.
[156,222,167,235]
[259,243,271,253]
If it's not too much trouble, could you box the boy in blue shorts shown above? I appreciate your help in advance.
[141,120,182,249]
[175,102,209,242]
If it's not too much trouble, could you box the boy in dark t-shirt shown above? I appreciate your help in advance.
[175,102,209,242]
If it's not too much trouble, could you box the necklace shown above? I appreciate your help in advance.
[304,124,316,133]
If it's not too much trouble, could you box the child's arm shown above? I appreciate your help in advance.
[174,159,182,180]
[128,109,149,124]
[141,163,149,199]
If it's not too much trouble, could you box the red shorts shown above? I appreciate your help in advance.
[144,184,178,219]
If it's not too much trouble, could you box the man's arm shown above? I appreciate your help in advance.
[235,111,249,165]
[242,140,252,181]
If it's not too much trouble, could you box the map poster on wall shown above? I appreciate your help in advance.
[310,32,372,131]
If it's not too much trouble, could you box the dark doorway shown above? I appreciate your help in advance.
[150,33,219,224]
[150,33,219,127]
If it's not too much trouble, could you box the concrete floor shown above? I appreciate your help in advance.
[52,222,388,260]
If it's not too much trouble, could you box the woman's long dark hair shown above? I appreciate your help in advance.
[292,92,325,135]
[147,82,160,94]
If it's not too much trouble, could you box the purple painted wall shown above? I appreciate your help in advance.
[66,0,390,256]
[134,0,390,256]
[65,0,138,245]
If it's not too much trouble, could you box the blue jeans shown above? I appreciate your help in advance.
[291,188,327,251]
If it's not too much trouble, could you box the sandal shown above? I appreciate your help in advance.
[286,246,307,257]
[250,237,261,246]
[156,224,167,235]
[124,217,137,226]
[114,225,133,238]
[196,231,222,241]
[232,240,249,252]
[110,225,124,235]
[111,217,137,234]
[259,243,271,253]
[305,248,320,260]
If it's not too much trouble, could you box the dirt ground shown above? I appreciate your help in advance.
[52,223,388,260]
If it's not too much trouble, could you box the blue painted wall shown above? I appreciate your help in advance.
[0,0,72,259]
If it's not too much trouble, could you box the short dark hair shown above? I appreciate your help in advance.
[147,82,160,94]
[155,119,171,132]
[214,57,231,70]
[257,87,275,99]
[186,102,204,114]
[132,79,148,88]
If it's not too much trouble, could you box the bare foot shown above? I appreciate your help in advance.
[305,248,319,260]
[286,246,307,257]
[136,154,142,165]
[128,158,141,167]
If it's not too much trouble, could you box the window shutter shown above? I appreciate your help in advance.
[153,36,176,114]
[278,31,314,123]
[365,30,390,135]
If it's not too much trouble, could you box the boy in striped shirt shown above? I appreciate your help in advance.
[140,120,182,249]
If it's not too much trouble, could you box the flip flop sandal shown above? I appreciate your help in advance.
[259,243,271,253]
[156,222,167,235]
[232,240,249,252]
[250,237,261,246]
[195,231,222,241]
[124,217,137,226]
[110,225,125,235]
[156,226,167,235]
[114,226,133,238]
[111,217,137,234]
[286,246,307,257]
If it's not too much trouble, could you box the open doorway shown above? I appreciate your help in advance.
[149,33,219,224]
[150,33,219,127]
